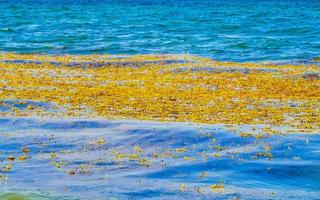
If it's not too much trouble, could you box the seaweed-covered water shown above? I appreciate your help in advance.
[0,0,320,62]
[0,0,319,199]
[0,117,319,199]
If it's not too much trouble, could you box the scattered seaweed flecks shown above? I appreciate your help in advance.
[0,118,319,199]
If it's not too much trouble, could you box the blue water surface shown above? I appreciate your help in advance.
[0,0,319,61]
[0,117,319,199]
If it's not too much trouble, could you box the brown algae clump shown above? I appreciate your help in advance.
[0,53,319,134]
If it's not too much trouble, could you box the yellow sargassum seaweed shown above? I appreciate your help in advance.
[0,53,319,133]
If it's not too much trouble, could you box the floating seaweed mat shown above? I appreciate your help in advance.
[0,52,319,134]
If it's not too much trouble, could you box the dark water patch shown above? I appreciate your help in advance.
[0,59,191,68]
[0,100,51,111]
[39,120,114,130]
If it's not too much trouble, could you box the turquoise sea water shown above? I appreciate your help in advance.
[0,0,320,62]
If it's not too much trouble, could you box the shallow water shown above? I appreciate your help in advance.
[0,0,320,62]
[0,117,319,199]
